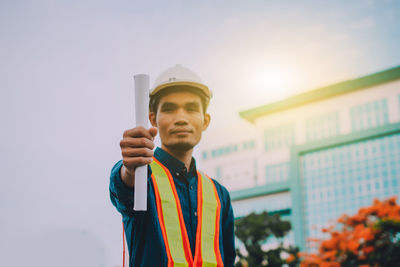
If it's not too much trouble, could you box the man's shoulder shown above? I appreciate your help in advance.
[199,171,231,200]
[210,177,229,193]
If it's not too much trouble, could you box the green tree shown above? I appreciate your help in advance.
[235,211,299,267]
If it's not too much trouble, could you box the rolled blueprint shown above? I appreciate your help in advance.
[133,74,150,211]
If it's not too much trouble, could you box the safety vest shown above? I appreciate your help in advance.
[150,158,224,267]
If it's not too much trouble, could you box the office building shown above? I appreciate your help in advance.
[199,65,400,249]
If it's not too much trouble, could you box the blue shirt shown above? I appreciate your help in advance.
[109,147,236,267]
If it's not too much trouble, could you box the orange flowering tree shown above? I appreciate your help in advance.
[296,197,400,267]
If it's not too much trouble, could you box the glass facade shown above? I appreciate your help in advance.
[264,162,290,184]
[350,99,389,132]
[300,133,400,243]
[264,123,295,151]
[305,112,340,142]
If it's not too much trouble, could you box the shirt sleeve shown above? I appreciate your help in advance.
[220,185,236,267]
[109,160,135,217]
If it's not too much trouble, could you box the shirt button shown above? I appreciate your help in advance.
[175,172,180,177]
[190,185,193,190]
[194,211,197,216]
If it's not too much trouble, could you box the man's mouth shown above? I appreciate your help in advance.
[170,129,192,134]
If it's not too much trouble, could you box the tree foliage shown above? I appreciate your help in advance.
[234,211,300,267]
[298,197,400,267]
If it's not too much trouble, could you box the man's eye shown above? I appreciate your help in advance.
[187,107,199,112]
[162,107,174,112]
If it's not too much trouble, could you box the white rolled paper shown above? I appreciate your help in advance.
[133,74,150,211]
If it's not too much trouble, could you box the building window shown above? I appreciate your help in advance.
[243,139,256,150]
[264,123,295,152]
[305,112,340,142]
[209,143,242,158]
[264,162,290,184]
[202,151,208,160]
[350,98,389,132]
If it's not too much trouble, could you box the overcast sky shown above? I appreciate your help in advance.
[1,0,400,266]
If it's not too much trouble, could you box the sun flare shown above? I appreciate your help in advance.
[248,64,300,103]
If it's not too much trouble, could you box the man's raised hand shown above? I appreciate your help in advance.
[119,126,158,188]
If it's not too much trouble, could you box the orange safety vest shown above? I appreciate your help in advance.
[150,158,224,267]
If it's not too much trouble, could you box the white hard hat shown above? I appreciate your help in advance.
[150,64,212,100]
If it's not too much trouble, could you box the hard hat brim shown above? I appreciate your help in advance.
[150,81,212,99]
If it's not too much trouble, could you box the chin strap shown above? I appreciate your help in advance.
[122,218,126,267]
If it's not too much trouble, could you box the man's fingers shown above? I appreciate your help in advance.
[120,137,155,150]
[149,127,158,138]
[122,147,154,158]
[122,157,153,168]
[120,126,156,171]
[123,127,154,140]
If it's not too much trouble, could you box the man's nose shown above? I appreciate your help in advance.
[174,108,189,125]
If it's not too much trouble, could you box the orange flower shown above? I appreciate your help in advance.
[359,227,375,241]
[297,252,310,258]
[322,250,337,260]
[350,214,366,224]
[338,214,348,223]
[286,254,296,263]
[320,262,340,267]
[378,205,391,217]
[301,197,400,266]
[354,224,364,233]
[320,238,338,251]
[347,240,359,254]
[388,196,397,205]
[339,240,347,251]
[362,246,374,254]
[358,254,367,260]
[388,206,400,220]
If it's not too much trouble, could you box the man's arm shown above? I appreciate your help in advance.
[109,160,135,216]
[221,187,236,266]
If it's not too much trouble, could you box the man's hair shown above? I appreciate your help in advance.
[149,86,209,114]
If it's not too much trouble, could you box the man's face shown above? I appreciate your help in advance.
[149,90,210,152]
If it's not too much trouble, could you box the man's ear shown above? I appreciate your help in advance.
[149,112,157,127]
[202,113,211,131]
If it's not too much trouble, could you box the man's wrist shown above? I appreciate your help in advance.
[120,165,135,188]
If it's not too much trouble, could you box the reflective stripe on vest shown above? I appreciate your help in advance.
[150,158,224,267]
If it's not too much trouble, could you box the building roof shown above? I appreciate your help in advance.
[239,65,400,123]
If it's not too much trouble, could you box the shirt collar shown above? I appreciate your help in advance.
[154,147,197,177]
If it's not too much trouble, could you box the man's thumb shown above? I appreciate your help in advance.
[149,127,158,138]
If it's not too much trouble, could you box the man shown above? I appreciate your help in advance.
[109,65,236,267]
